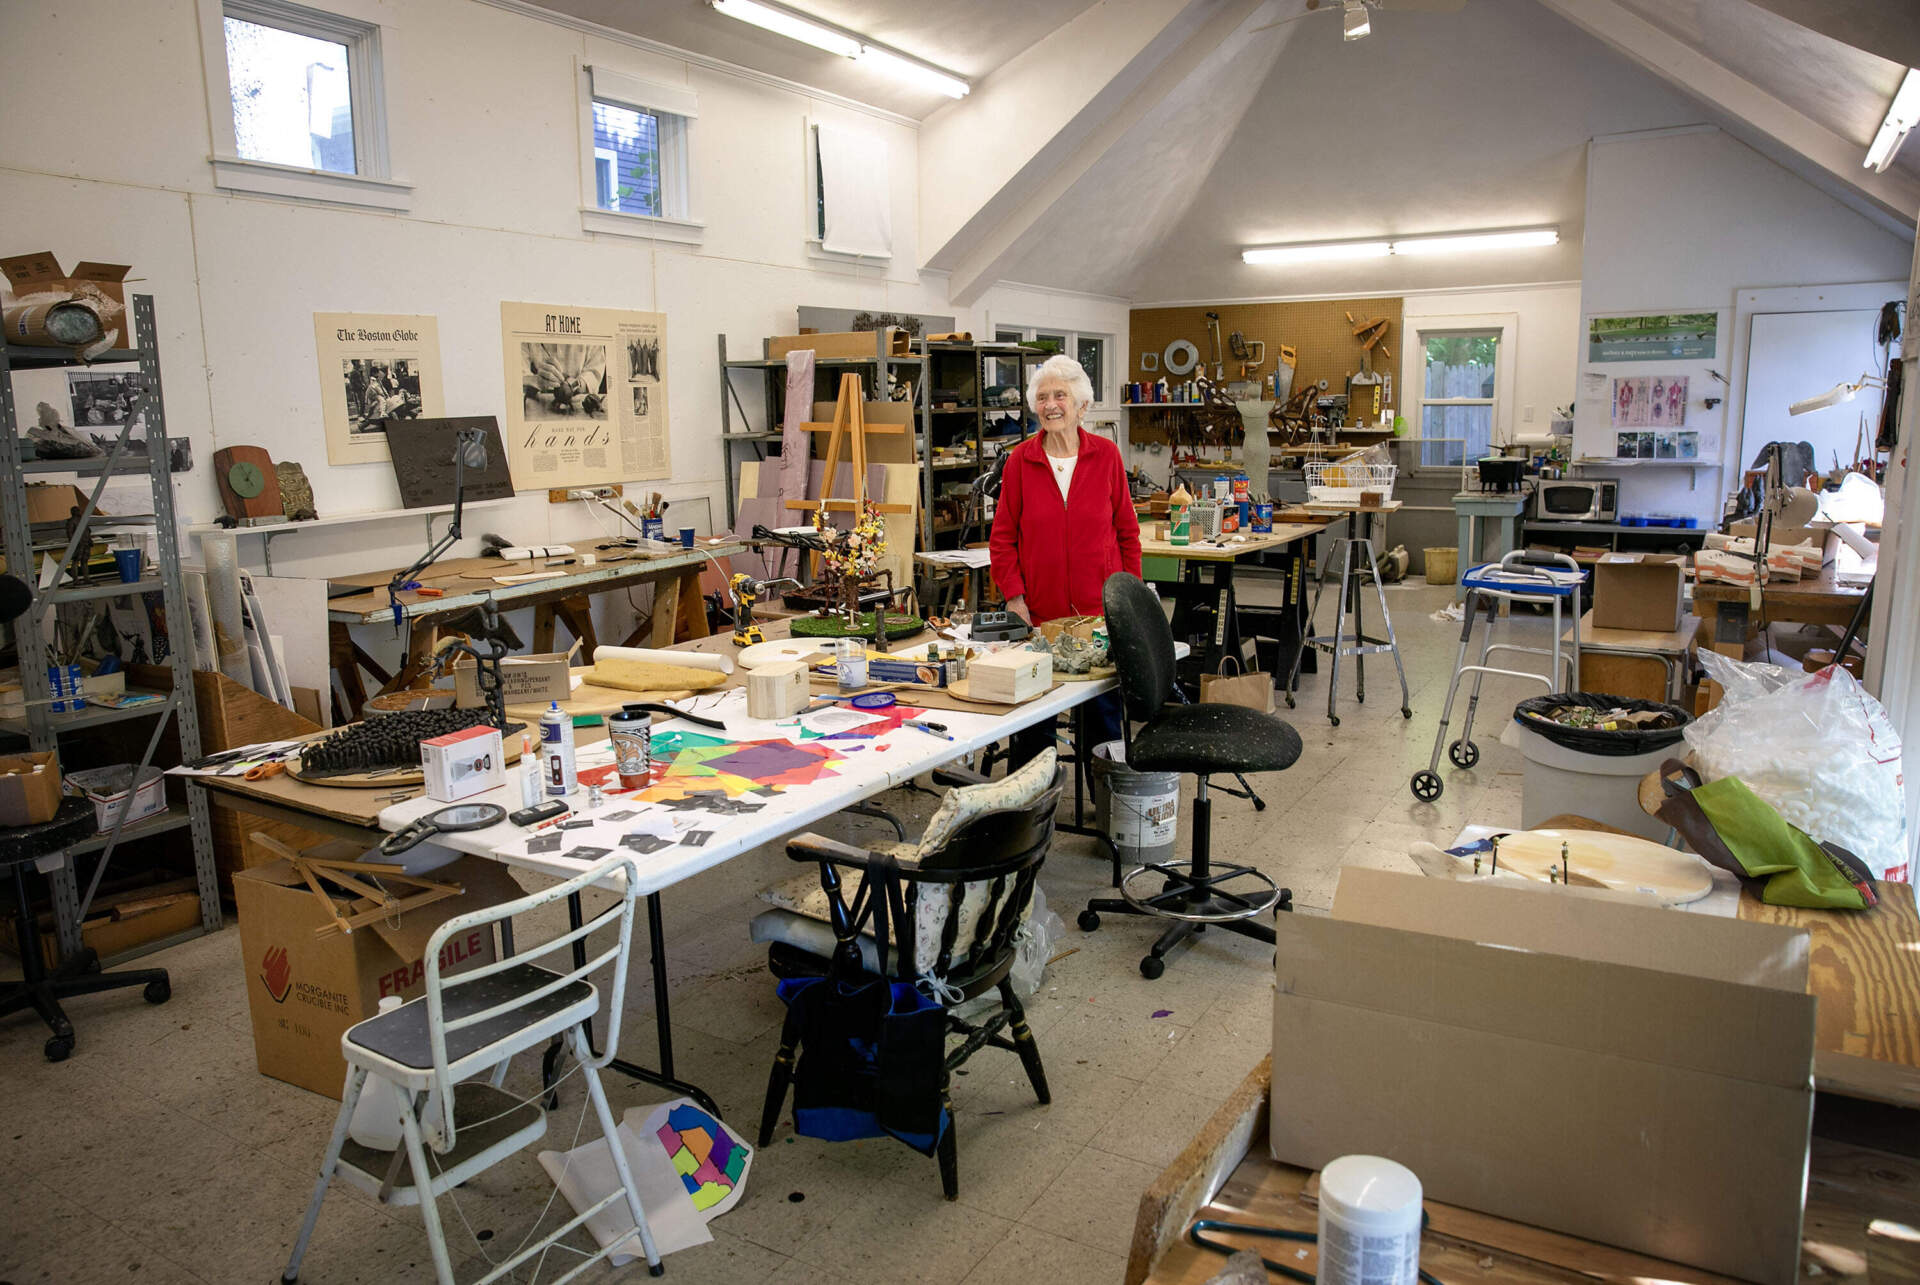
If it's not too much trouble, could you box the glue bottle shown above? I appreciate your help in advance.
[540,702,577,796]
[347,996,409,1151]
[1169,482,1193,547]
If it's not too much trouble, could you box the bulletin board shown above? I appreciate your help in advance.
[1128,297,1404,442]
[1572,308,1730,466]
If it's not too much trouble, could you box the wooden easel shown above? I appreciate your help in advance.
[252,832,465,938]
[784,373,913,521]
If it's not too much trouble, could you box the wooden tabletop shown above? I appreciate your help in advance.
[1692,563,1869,614]
[1138,524,1323,561]
[1130,1058,1920,1285]
[325,542,742,625]
[1562,611,1701,654]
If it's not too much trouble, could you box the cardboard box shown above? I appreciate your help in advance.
[0,750,62,826]
[26,483,120,526]
[867,656,960,688]
[769,327,908,361]
[453,643,578,708]
[234,848,523,1099]
[421,725,504,803]
[1591,553,1685,632]
[1,251,132,351]
[1271,869,1814,1285]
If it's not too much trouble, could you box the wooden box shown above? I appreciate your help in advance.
[746,661,810,719]
[968,649,1053,703]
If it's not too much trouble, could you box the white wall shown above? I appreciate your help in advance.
[1577,125,1914,521]
[0,0,1123,673]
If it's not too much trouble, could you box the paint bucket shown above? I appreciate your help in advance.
[1423,547,1458,585]
[1251,502,1273,533]
[1090,740,1178,866]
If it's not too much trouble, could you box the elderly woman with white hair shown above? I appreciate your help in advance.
[989,353,1140,765]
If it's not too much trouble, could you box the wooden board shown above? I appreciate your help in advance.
[1139,523,1325,561]
[1416,827,1717,904]
[1131,1059,1920,1285]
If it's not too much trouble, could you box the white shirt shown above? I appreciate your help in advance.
[1048,451,1077,503]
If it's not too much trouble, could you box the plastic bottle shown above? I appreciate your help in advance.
[347,996,409,1151]
[540,701,577,796]
[1315,1155,1422,1285]
[1169,483,1193,547]
[520,733,541,807]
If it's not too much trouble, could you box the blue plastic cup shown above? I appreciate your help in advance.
[113,548,142,582]
[679,527,695,549]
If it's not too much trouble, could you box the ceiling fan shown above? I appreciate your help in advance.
[1251,0,1468,42]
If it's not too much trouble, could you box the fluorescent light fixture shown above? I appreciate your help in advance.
[856,44,970,98]
[1392,227,1560,255]
[1343,0,1371,40]
[710,0,860,56]
[1242,240,1390,265]
[1242,226,1557,266]
[708,0,970,97]
[1865,68,1920,172]
[1789,374,1885,416]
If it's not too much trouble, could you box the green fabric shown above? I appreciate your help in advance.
[1690,777,1870,909]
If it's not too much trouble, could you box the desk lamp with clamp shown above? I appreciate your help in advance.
[386,423,488,631]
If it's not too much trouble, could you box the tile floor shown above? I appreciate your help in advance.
[0,579,1572,1284]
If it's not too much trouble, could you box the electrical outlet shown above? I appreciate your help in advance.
[548,484,623,504]
[1523,405,1536,423]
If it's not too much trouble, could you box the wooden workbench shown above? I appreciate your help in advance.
[324,542,743,718]
[1129,1058,1920,1285]
[1692,564,1869,704]
[1139,524,1326,685]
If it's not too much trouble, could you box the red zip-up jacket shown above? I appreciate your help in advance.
[988,428,1141,623]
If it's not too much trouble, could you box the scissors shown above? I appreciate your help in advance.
[243,761,287,781]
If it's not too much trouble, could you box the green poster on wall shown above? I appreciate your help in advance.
[1587,313,1718,363]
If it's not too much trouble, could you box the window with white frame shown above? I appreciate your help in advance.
[1415,328,1505,468]
[998,327,1112,406]
[580,65,699,241]
[201,0,407,209]
[808,122,892,260]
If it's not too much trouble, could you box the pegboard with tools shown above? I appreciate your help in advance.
[1127,297,1404,445]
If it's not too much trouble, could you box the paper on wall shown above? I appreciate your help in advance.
[500,300,669,489]
[312,313,446,466]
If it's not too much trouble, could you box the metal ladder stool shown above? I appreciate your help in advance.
[1411,550,1588,802]
[1285,509,1411,727]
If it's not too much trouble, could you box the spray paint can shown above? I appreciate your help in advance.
[540,702,577,796]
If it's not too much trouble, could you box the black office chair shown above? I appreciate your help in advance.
[1078,574,1303,978]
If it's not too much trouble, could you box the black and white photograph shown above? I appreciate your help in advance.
[521,341,609,420]
[631,384,649,417]
[627,335,660,381]
[341,357,424,433]
[68,371,146,426]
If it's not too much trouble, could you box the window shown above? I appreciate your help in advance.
[201,0,408,209]
[997,326,1113,406]
[1410,317,1517,468]
[580,65,700,242]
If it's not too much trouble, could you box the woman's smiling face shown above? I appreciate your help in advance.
[1034,378,1079,431]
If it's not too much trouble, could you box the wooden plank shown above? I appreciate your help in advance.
[1138,524,1322,562]
[1138,1061,1920,1285]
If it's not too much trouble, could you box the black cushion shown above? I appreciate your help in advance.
[1130,704,1303,775]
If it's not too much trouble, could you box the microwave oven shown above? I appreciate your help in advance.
[1531,480,1618,523]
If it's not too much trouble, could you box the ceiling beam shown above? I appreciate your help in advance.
[1735,1,1920,71]
[1537,0,1920,235]
[941,0,1273,305]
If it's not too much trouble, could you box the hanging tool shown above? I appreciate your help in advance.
[1227,331,1267,378]
[1204,312,1225,381]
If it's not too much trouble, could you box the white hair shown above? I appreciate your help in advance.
[1026,353,1093,416]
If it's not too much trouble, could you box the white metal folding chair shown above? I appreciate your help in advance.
[281,853,664,1284]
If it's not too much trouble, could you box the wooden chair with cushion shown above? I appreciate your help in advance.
[750,748,1063,1199]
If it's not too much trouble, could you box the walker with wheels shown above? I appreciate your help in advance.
[1410,551,1587,802]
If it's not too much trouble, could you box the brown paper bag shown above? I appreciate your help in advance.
[1200,656,1275,714]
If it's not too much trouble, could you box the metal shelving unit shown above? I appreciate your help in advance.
[0,296,220,959]
[718,332,933,542]
[916,341,1041,548]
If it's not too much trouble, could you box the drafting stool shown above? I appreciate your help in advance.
[1411,551,1587,803]
[0,796,171,1063]
[1285,507,1412,727]
[1078,574,1303,979]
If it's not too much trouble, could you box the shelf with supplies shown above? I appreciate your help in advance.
[719,332,935,543]
[912,339,1042,552]
[0,297,220,964]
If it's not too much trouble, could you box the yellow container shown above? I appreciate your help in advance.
[1424,547,1458,585]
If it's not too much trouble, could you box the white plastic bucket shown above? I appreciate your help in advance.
[1511,722,1671,843]
[1090,740,1179,864]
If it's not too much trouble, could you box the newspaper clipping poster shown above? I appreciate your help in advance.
[313,313,446,466]
[500,301,669,488]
